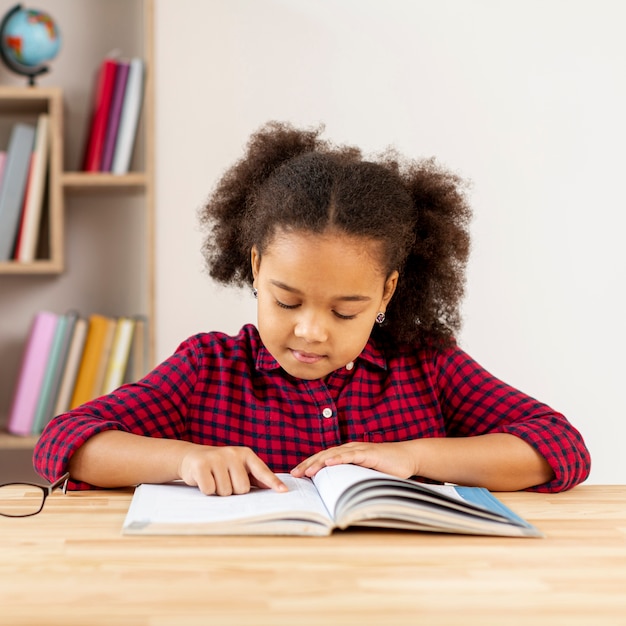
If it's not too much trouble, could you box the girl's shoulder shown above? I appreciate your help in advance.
[171,323,263,361]
[374,332,480,379]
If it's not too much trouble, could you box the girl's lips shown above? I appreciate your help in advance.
[291,349,325,364]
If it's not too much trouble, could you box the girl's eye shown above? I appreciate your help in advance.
[333,311,357,320]
[275,300,356,320]
[276,300,299,310]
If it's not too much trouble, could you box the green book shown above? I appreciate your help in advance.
[31,312,77,434]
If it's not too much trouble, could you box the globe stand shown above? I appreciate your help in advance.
[0,4,51,87]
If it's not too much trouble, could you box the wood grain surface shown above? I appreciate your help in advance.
[1,485,624,625]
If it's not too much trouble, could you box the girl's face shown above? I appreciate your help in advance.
[251,229,398,380]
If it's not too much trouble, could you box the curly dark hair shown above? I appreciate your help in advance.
[199,121,472,348]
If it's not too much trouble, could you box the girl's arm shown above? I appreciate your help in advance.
[293,344,589,492]
[69,430,287,495]
[290,433,553,491]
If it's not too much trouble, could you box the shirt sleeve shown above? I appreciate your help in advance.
[33,335,204,489]
[434,345,591,492]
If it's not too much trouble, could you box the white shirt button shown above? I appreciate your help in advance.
[322,408,333,418]
[345,361,354,371]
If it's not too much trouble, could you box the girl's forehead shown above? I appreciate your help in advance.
[266,228,384,262]
[259,229,389,287]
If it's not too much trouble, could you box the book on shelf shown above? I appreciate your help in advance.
[100,60,130,172]
[13,114,50,262]
[7,311,58,436]
[70,313,116,409]
[52,316,88,417]
[81,55,145,174]
[4,309,147,436]
[0,123,36,261]
[122,464,543,538]
[31,311,79,435]
[111,57,145,174]
[101,316,135,395]
[124,314,149,383]
[0,150,7,192]
[82,57,119,172]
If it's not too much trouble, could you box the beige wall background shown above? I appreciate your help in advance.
[154,0,626,484]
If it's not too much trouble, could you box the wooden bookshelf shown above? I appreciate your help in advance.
[0,0,154,454]
[0,86,63,272]
[0,432,39,450]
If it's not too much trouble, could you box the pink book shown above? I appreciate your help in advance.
[7,311,59,436]
[100,60,130,172]
[0,151,7,191]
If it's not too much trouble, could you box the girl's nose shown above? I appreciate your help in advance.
[293,311,328,343]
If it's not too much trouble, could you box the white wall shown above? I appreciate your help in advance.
[155,0,626,484]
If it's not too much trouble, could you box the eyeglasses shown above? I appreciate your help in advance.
[0,472,69,517]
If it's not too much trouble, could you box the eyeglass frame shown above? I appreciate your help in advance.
[0,472,70,518]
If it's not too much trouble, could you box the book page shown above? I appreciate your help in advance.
[312,465,466,518]
[123,473,332,530]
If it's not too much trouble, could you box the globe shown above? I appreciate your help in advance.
[0,4,61,85]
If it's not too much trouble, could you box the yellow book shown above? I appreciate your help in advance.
[69,314,116,409]
[101,317,135,395]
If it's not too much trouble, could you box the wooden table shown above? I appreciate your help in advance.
[1,485,625,626]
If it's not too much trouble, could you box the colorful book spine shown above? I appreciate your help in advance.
[31,311,79,434]
[101,317,135,394]
[52,316,88,416]
[111,57,145,174]
[100,60,130,172]
[0,123,36,260]
[91,317,117,398]
[14,114,50,262]
[124,315,149,383]
[7,311,59,436]
[30,313,69,434]
[70,314,116,409]
[0,150,7,191]
[82,57,119,172]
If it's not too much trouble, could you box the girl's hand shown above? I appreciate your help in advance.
[179,445,288,496]
[290,441,418,479]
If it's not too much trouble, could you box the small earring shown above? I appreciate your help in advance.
[252,287,258,299]
[375,312,385,324]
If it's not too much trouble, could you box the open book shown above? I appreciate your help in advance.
[122,465,542,537]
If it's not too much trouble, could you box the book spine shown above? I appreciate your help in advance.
[0,151,8,191]
[124,315,149,383]
[82,58,119,172]
[52,317,88,416]
[101,317,135,394]
[15,114,50,262]
[31,313,69,434]
[70,314,114,409]
[31,311,79,434]
[92,317,117,397]
[7,311,58,436]
[111,57,145,175]
[10,153,34,260]
[100,61,130,172]
[0,123,36,261]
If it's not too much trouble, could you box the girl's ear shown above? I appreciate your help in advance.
[251,246,261,281]
[382,270,399,307]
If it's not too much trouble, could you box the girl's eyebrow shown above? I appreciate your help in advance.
[269,280,372,302]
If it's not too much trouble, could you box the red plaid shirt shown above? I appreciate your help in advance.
[34,324,590,492]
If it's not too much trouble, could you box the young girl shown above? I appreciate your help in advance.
[34,122,590,495]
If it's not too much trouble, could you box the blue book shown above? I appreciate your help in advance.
[0,123,36,261]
